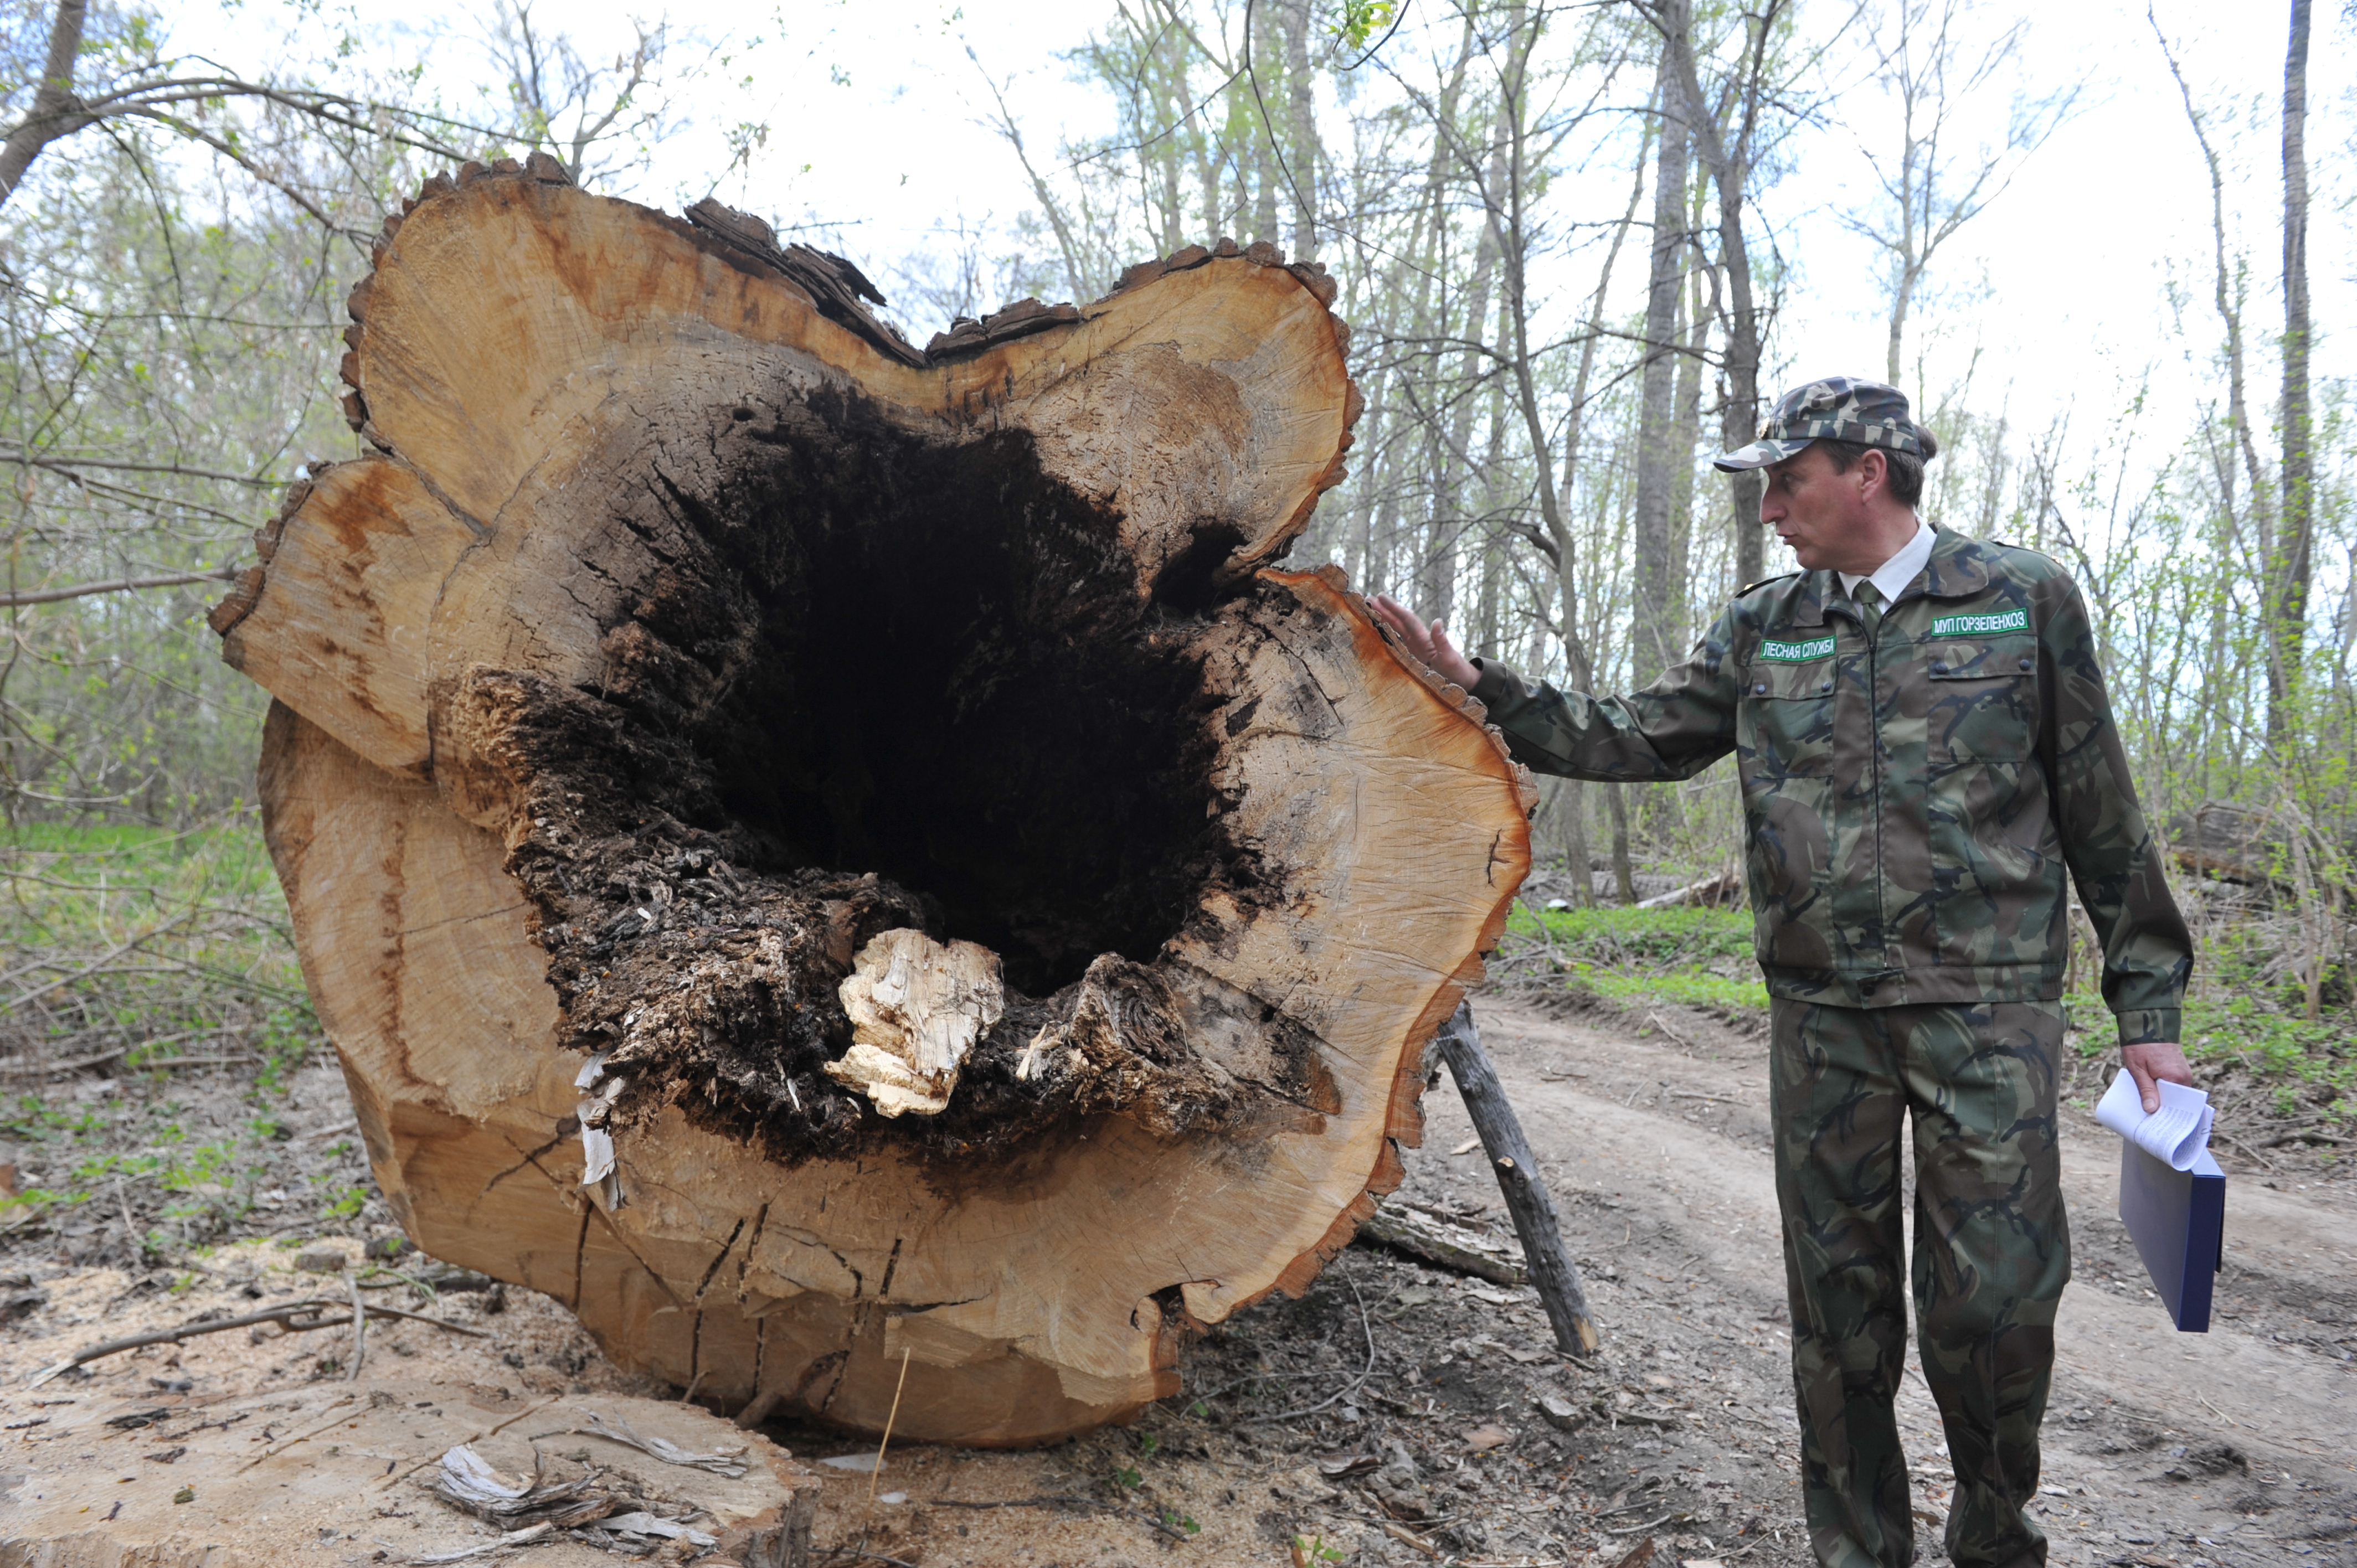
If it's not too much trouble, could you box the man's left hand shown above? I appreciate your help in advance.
[2122,1040,2194,1114]
[1368,595,1482,690]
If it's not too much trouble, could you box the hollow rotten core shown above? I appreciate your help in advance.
[427,382,1332,1172]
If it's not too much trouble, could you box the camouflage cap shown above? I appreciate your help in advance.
[1713,376,1926,471]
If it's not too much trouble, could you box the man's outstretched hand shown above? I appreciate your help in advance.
[1368,594,1483,691]
[2122,1039,2195,1115]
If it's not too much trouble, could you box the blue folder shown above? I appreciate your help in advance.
[2116,1141,2225,1332]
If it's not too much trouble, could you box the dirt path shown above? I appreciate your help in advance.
[5,996,2350,1568]
[1441,994,2357,1567]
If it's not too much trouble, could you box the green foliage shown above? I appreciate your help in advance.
[2184,993,2353,1102]
[0,818,356,1247]
[1331,0,1397,50]
[321,1185,369,1221]
[1506,902,1769,1011]
[0,817,309,1054]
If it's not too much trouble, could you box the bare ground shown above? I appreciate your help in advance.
[2,993,2351,1568]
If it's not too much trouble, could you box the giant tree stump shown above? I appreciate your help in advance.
[211,156,1534,1446]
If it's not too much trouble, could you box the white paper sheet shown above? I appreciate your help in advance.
[2096,1070,2215,1171]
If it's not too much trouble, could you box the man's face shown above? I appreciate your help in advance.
[1758,445,1883,573]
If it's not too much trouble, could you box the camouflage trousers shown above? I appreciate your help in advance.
[1769,998,2071,1568]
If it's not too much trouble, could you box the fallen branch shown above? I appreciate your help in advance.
[1126,1503,1199,1544]
[1634,863,1741,910]
[0,1027,241,1077]
[1433,1003,1601,1356]
[1379,1521,1442,1560]
[2263,1128,2350,1148]
[1354,1208,1526,1286]
[1602,1513,1679,1535]
[25,1297,487,1386]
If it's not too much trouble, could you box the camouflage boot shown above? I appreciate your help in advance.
[1770,998,2071,1568]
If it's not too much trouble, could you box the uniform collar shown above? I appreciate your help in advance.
[1788,526,1993,627]
[1837,518,1934,603]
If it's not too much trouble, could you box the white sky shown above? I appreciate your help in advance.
[171,0,2353,529]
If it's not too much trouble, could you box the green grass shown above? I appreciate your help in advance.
[0,816,352,1251]
[1505,902,1770,1012]
[2179,992,2354,1123]
[0,816,311,1061]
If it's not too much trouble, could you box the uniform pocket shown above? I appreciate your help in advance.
[1923,637,2039,762]
[1737,658,1838,782]
[1744,774,1839,969]
[1737,657,1840,969]
[1926,755,2065,966]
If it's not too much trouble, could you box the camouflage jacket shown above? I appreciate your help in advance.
[1470,528,2193,1042]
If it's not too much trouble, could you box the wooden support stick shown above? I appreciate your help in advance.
[1432,1001,1600,1356]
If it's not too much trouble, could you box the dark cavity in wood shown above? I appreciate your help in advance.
[447,383,1312,1167]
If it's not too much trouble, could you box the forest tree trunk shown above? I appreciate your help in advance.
[1284,0,1320,263]
[1665,4,1779,590]
[2274,0,2313,737]
[210,163,1533,1446]
[1632,20,1690,683]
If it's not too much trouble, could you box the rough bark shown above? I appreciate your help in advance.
[1251,0,1281,245]
[1632,20,1690,684]
[1432,1003,1598,1356]
[2275,0,2313,737]
[0,0,93,208]
[1284,0,1320,264]
[212,163,1533,1446]
[1661,2,1783,590]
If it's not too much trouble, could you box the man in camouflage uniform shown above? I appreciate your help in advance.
[1371,378,2195,1568]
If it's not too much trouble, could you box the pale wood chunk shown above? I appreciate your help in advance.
[826,929,1006,1117]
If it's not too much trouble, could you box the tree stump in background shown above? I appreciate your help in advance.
[211,156,1535,1445]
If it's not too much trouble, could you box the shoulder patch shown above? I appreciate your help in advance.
[1732,571,1801,599]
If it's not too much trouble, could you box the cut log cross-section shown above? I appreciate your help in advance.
[213,156,1535,1446]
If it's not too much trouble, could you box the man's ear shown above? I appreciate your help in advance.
[1856,448,1888,502]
